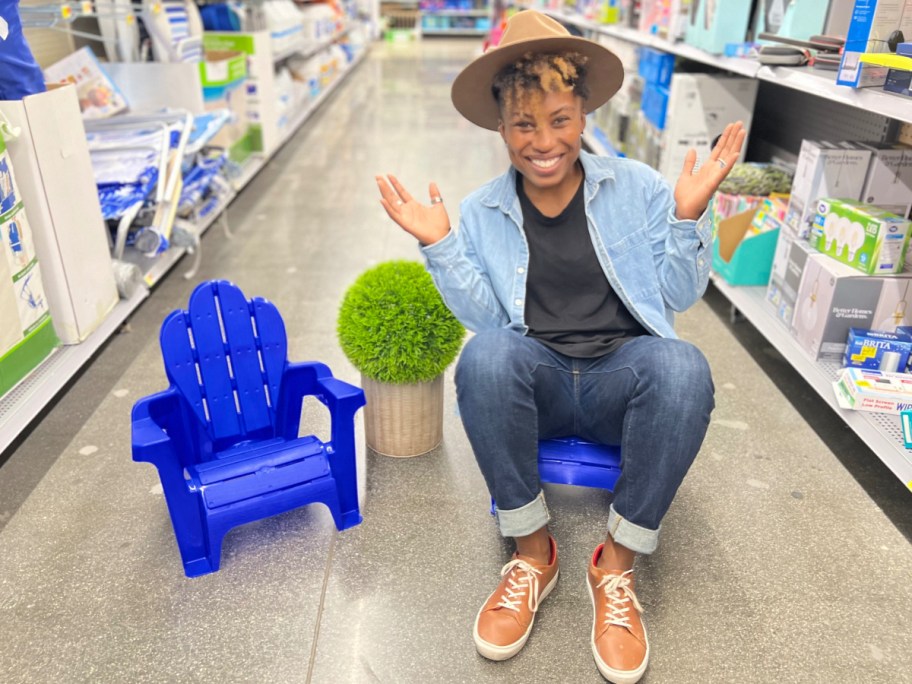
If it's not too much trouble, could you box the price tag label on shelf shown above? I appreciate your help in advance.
[126,14,135,25]
[81,1,93,14]
[151,3,162,14]
[60,5,72,19]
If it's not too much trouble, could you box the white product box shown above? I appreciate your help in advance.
[657,73,758,184]
[784,140,873,238]
[0,85,118,345]
[859,143,912,219]
[791,250,912,359]
[834,367,912,414]
[837,0,912,88]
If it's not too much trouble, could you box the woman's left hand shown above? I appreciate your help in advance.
[673,121,747,221]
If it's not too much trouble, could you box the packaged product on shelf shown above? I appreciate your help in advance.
[790,250,912,359]
[833,366,912,414]
[43,47,128,119]
[843,327,912,371]
[858,143,912,219]
[683,0,753,54]
[809,199,912,275]
[712,199,785,286]
[837,0,912,89]
[785,140,873,238]
[0,135,58,398]
[0,85,118,344]
[657,73,757,185]
[883,68,912,97]
[767,233,813,329]
[752,0,831,44]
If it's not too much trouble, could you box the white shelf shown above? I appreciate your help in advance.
[710,274,912,491]
[0,286,149,455]
[0,38,371,458]
[421,28,488,35]
[275,26,353,63]
[421,9,489,16]
[545,10,912,124]
[279,49,369,147]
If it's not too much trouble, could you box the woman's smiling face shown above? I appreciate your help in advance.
[498,88,586,194]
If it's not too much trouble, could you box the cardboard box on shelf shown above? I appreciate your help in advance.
[712,206,781,286]
[809,198,912,275]
[837,0,912,89]
[0,85,118,345]
[834,367,912,414]
[683,0,753,54]
[753,0,830,43]
[0,136,58,398]
[843,327,912,371]
[785,141,873,238]
[657,73,757,184]
[859,143,912,219]
[766,230,814,329]
[790,251,912,360]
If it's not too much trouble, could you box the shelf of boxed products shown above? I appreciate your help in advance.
[543,10,912,127]
[279,47,369,147]
[709,273,912,491]
[0,39,370,457]
[422,27,488,35]
[273,25,353,63]
[0,286,149,456]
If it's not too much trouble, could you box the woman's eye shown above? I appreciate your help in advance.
[554,117,569,125]
[516,122,533,130]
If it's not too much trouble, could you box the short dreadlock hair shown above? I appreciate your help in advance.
[491,51,590,118]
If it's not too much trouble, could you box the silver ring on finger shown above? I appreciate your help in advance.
[717,159,727,170]
[431,196,443,204]
[396,199,404,206]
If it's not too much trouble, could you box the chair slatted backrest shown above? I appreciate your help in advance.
[160,281,288,451]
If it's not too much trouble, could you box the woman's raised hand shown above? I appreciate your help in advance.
[673,121,747,221]
[376,174,451,246]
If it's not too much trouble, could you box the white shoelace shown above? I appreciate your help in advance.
[596,570,643,629]
[495,559,543,613]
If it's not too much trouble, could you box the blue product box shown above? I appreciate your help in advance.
[843,327,912,371]
[637,47,675,87]
[641,83,669,130]
[884,68,912,97]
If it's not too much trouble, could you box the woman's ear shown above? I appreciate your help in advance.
[498,120,506,143]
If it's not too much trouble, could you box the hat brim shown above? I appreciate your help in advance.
[451,36,624,131]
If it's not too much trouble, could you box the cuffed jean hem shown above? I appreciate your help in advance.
[607,505,659,555]
[495,491,551,538]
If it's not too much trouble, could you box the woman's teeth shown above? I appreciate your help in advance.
[531,157,560,169]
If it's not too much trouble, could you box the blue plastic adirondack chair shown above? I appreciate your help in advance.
[132,280,366,577]
[492,438,622,514]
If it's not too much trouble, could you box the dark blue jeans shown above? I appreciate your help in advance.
[455,329,714,554]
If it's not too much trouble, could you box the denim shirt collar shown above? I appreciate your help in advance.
[479,150,616,215]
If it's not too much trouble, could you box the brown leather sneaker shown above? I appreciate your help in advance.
[473,536,559,661]
[587,545,649,684]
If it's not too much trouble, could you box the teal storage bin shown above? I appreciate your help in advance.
[712,208,780,286]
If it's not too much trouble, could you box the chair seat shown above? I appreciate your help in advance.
[188,435,330,510]
[538,437,621,490]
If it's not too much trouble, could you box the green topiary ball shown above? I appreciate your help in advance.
[337,260,466,384]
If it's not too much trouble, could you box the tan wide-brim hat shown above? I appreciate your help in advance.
[451,10,624,131]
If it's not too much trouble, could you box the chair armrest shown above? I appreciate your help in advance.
[275,362,365,441]
[131,389,181,465]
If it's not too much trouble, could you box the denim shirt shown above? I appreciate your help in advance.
[420,150,712,339]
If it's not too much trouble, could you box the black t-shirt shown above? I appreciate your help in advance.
[517,168,648,358]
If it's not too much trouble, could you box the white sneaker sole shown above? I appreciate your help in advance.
[587,574,649,684]
[473,567,560,661]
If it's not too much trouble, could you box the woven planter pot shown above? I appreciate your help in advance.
[361,374,444,457]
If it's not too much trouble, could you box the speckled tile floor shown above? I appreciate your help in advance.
[1,40,911,684]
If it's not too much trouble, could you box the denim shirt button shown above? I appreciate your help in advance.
[698,258,705,267]
[517,267,525,274]
[514,298,523,306]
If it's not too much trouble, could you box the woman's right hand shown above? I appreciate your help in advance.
[376,174,451,246]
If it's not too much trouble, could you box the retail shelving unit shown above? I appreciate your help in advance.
[420,1,491,36]
[0,44,370,457]
[549,9,912,491]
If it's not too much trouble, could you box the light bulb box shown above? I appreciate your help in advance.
[785,141,873,238]
[712,207,780,286]
[833,367,912,415]
[837,0,912,89]
[790,251,912,360]
[767,233,814,329]
[657,74,757,184]
[843,327,912,371]
[859,143,912,219]
[809,198,912,274]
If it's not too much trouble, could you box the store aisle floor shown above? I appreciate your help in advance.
[2,41,912,684]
